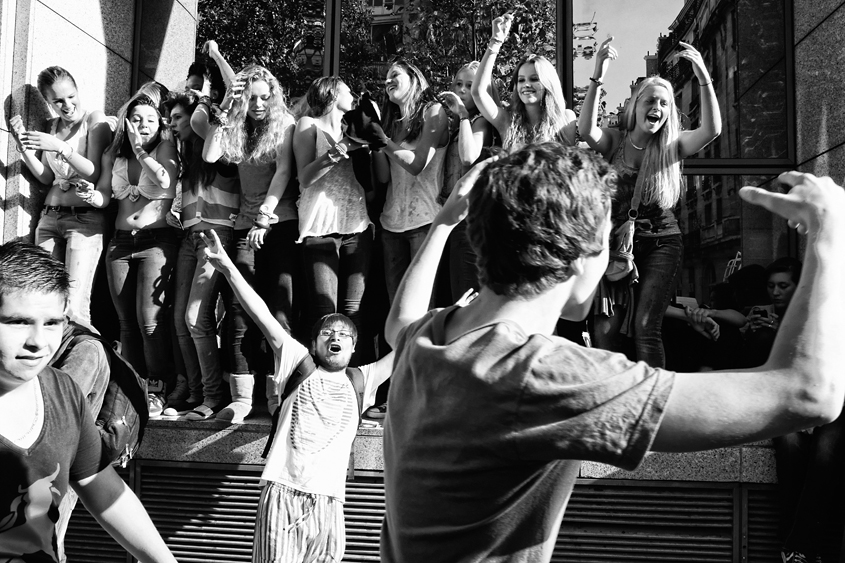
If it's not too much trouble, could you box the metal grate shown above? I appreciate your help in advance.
[552,484,736,562]
[64,463,790,562]
[344,478,385,562]
[64,466,131,563]
[139,465,264,563]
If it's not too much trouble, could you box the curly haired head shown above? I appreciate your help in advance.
[467,143,616,298]
[218,65,292,164]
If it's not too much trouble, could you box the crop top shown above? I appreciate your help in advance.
[111,142,176,202]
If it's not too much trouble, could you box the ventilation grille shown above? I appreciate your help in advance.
[553,485,735,562]
[344,479,386,562]
[64,467,130,563]
[139,465,263,563]
[745,487,781,563]
[64,464,787,563]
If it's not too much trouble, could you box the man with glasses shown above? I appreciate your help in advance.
[200,229,394,563]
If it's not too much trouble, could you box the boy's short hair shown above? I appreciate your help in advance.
[766,257,802,284]
[0,241,70,306]
[467,143,616,298]
[311,313,358,346]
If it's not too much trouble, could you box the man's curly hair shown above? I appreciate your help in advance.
[467,143,617,298]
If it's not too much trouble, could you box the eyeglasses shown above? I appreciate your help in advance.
[318,328,354,339]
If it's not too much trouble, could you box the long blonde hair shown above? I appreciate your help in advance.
[218,65,291,164]
[622,76,682,209]
[504,54,571,150]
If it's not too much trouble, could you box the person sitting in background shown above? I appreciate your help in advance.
[741,257,801,368]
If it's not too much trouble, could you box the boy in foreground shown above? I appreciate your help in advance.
[0,242,176,563]
[380,143,845,562]
[201,230,394,563]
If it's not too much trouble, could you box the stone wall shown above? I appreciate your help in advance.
[0,0,198,244]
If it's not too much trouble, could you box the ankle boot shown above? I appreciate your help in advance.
[216,373,254,423]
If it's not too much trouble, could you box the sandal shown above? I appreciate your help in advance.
[184,403,222,421]
[364,403,387,420]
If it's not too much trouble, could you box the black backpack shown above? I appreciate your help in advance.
[53,322,149,467]
[262,355,365,459]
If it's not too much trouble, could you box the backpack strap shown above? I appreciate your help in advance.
[345,366,365,424]
[262,355,318,459]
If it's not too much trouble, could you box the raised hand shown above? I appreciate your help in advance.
[17,129,66,153]
[436,155,499,227]
[125,118,144,154]
[593,37,618,80]
[221,78,246,111]
[438,91,469,121]
[491,13,514,43]
[199,229,234,273]
[202,40,219,56]
[740,172,845,238]
[676,41,710,83]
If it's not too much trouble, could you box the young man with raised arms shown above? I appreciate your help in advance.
[380,143,845,562]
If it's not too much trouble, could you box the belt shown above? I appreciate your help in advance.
[44,205,97,214]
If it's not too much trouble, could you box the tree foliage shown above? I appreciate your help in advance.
[399,0,557,91]
[197,0,557,100]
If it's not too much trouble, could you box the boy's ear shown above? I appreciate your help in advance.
[569,256,586,277]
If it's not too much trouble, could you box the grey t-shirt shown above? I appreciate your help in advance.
[381,306,675,563]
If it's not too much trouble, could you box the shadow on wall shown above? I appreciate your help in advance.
[129,0,177,87]
[3,85,53,239]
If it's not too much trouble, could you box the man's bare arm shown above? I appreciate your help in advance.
[653,172,845,451]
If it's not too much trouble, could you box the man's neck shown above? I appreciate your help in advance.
[444,285,568,341]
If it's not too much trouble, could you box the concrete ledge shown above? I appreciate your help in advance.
[138,417,776,483]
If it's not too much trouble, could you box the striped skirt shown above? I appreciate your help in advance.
[252,482,345,563]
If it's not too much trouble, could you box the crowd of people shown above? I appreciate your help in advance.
[4,12,844,563]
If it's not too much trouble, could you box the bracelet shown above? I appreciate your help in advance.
[253,216,270,229]
[198,95,212,108]
[487,44,501,54]
[699,80,713,87]
[589,77,603,87]
[59,143,75,163]
[135,150,149,160]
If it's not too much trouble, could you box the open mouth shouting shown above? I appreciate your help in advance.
[328,342,343,354]
[646,112,662,125]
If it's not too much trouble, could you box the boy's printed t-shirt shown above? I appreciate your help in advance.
[261,331,380,502]
[381,306,676,563]
[0,368,108,562]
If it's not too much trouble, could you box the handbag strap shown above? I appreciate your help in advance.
[627,140,646,219]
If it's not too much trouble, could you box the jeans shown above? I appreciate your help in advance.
[382,224,431,305]
[775,413,845,555]
[35,207,106,326]
[173,228,233,404]
[225,221,300,375]
[106,228,178,385]
[449,220,479,302]
[301,225,373,343]
[593,234,682,368]
[629,235,682,367]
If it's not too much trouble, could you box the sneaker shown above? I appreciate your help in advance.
[162,398,202,417]
[364,403,387,420]
[148,393,165,418]
[166,374,189,405]
[782,551,809,563]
